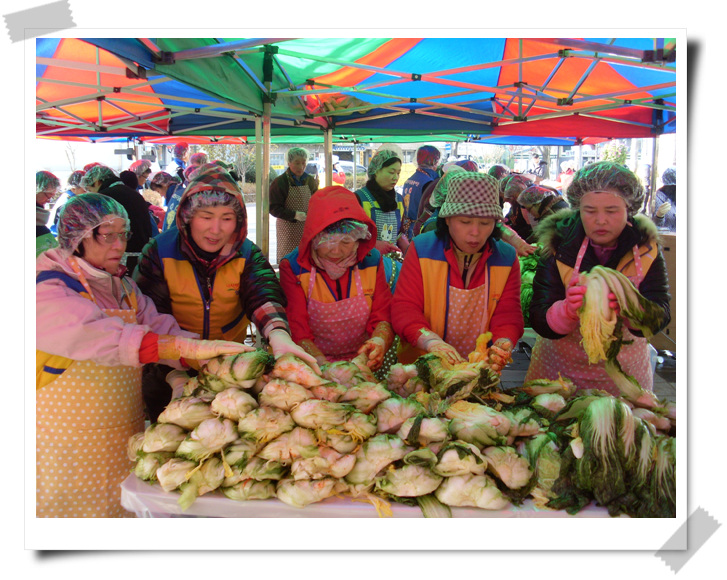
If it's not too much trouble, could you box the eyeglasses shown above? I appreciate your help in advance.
[96,231,133,244]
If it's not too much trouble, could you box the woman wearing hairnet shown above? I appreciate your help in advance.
[36,193,249,517]
[278,186,394,371]
[652,167,676,232]
[392,172,524,369]
[516,184,569,226]
[525,161,671,395]
[48,170,86,236]
[36,170,61,256]
[269,147,319,264]
[134,164,319,421]
[355,148,408,256]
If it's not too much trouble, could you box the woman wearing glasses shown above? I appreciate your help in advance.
[36,193,250,517]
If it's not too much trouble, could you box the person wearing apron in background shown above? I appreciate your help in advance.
[525,161,672,396]
[269,147,319,264]
[36,193,250,517]
[279,186,394,372]
[391,171,524,370]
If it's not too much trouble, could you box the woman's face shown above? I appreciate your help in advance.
[288,157,307,178]
[374,161,402,191]
[446,215,496,253]
[315,236,358,263]
[80,215,129,273]
[189,205,238,253]
[580,190,629,247]
[138,169,152,187]
[70,185,86,196]
[36,186,58,207]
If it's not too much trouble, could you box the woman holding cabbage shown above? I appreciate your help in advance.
[391,172,524,367]
[525,161,671,395]
[278,185,394,371]
[36,193,250,517]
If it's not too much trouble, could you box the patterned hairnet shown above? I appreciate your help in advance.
[287,147,309,163]
[80,165,117,190]
[500,173,534,198]
[67,170,86,187]
[150,171,175,187]
[184,164,201,182]
[455,159,479,172]
[129,159,152,177]
[367,148,402,177]
[178,163,245,228]
[174,142,189,158]
[190,152,209,166]
[57,193,128,253]
[416,145,441,168]
[36,171,61,194]
[566,161,644,216]
[662,166,676,186]
[439,172,503,220]
[488,164,510,180]
[430,166,465,208]
[313,219,372,249]
[517,184,560,208]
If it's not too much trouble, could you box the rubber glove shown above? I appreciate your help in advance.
[427,339,465,365]
[375,239,400,255]
[545,277,587,335]
[487,338,514,372]
[356,336,387,371]
[608,292,620,315]
[166,369,191,400]
[157,335,253,361]
[655,201,672,218]
[294,211,307,222]
[268,329,322,374]
[299,338,328,367]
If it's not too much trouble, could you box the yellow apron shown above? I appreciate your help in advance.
[36,263,145,518]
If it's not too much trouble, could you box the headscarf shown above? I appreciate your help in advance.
[367,148,402,178]
[416,145,441,169]
[662,167,676,186]
[430,165,466,208]
[439,172,503,220]
[36,171,61,194]
[566,161,644,217]
[57,193,128,254]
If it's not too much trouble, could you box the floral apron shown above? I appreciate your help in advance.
[525,238,653,395]
[276,182,311,263]
[36,260,145,517]
[306,266,370,362]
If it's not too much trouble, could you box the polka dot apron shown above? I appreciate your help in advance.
[444,276,490,360]
[306,266,371,362]
[525,238,653,395]
[276,182,312,263]
[36,260,145,517]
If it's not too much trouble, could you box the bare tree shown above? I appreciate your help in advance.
[64,143,77,171]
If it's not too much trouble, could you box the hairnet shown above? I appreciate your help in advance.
[500,173,534,198]
[566,161,644,216]
[487,164,510,180]
[67,170,86,187]
[430,165,466,208]
[36,171,61,194]
[287,147,309,163]
[174,142,189,158]
[83,162,102,172]
[184,164,201,182]
[190,152,209,166]
[129,159,152,177]
[416,145,441,169]
[150,171,176,187]
[455,159,479,172]
[662,167,676,186]
[57,193,128,253]
[517,184,560,208]
[178,163,245,228]
[313,219,372,248]
[439,172,503,220]
[367,148,402,177]
[80,165,117,190]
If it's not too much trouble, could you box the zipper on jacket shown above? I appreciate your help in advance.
[202,276,212,339]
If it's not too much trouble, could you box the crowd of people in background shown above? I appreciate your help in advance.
[34,141,676,518]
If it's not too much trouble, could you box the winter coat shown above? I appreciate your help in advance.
[269,169,319,222]
[652,185,676,232]
[529,209,671,340]
[278,186,392,345]
[98,177,154,254]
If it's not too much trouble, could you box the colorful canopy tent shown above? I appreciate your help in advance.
[37,36,676,255]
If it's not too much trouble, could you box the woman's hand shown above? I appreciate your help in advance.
[356,337,387,371]
[268,329,322,373]
[563,277,587,319]
[427,339,465,365]
[158,336,254,361]
[375,239,400,255]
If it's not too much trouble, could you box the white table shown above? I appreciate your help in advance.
[120,474,618,519]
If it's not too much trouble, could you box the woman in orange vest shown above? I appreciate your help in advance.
[525,161,672,394]
[391,172,524,367]
[36,193,250,517]
[279,186,394,370]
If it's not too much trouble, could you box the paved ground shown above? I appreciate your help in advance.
[500,332,677,403]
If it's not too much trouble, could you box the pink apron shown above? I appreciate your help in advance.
[444,273,490,360]
[525,239,653,395]
[36,260,145,517]
[307,266,371,362]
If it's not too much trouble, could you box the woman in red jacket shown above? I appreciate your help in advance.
[392,172,524,367]
[278,186,394,371]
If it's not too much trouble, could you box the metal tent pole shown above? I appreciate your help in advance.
[324,128,333,187]
[261,103,271,259]
[650,136,660,215]
[255,116,264,251]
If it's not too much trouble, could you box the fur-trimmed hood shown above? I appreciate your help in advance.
[534,208,661,261]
